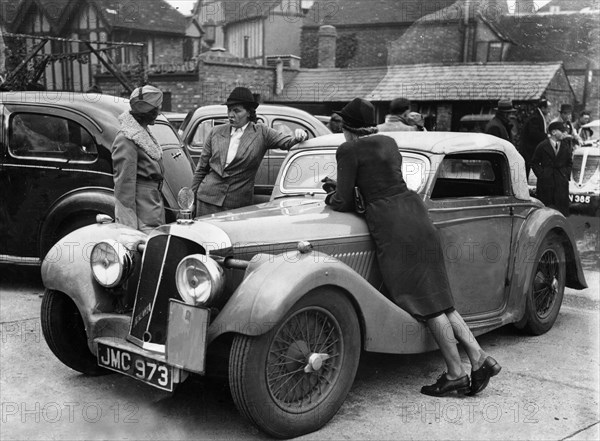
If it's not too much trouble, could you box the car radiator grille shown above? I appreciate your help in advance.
[129,235,205,347]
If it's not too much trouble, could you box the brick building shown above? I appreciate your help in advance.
[300,0,456,68]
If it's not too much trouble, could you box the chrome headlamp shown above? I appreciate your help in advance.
[175,254,224,306]
[90,240,133,288]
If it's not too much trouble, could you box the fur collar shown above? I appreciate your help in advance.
[118,112,162,160]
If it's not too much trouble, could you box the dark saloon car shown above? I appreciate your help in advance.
[178,104,331,201]
[41,131,586,438]
[0,91,193,265]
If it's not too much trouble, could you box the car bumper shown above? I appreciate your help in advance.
[569,191,600,214]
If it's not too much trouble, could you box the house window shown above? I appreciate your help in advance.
[244,36,250,58]
[487,42,503,62]
[475,41,505,62]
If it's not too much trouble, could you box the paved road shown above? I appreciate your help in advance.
[1,215,598,440]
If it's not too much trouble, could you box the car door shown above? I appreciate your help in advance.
[0,104,111,260]
[426,152,519,318]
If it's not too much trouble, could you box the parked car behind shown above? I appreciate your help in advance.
[41,131,586,438]
[0,91,193,265]
[458,113,493,133]
[178,104,330,201]
[570,119,600,215]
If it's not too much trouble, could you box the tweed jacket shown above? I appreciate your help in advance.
[531,138,573,216]
[191,122,299,208]
[112,112,165,232]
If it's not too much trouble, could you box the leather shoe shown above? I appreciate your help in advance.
[468,356,501,396]
[421,373,470,397]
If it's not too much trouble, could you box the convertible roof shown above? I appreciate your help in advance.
[295,132,530,200]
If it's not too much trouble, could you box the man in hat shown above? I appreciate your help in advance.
[552,103,582,149]
[112,85,166,232]
[377,97,417,132]
[191,86,307,215]
[519,98,551,179]
[485,99,516,143]
[574,110,593,142]
[531,121,573,216]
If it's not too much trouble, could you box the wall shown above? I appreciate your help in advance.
[301,23,410,68]
[265,14,302,59]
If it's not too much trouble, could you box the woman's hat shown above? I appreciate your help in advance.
[129,85,163,113]
[224,87,258,109]
[495,99,516,113]
[334,98,376,129]
[560,104,573,113]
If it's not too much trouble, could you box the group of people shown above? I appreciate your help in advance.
[485,97,591,217]
[112,86,502,397]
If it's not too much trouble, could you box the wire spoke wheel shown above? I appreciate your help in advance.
[532,249,560,319]
[267,307,343,413]
[229,289,360,438]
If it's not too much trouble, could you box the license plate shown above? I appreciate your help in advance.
[570,194,591,204]
[97,342,174,391]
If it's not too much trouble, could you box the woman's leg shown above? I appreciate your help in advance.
[446,310,486,370]
[425,314,466,379]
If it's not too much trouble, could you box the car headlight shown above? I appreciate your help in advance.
[90,240,133,288]
[176,254,224,306]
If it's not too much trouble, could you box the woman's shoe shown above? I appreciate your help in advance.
[468,356,501,396]
[421,373,470,397]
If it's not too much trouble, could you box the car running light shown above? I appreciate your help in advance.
[176,254,224,306]
[90,240,133,288]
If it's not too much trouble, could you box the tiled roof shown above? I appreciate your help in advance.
[275,62,567,103]
[302,0,457,27]
[220,0,281,23]
[94,0,187,34]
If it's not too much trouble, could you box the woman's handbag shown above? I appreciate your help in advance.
[353,186,366,214]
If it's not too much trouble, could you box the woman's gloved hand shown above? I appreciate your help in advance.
[321,176,337,193]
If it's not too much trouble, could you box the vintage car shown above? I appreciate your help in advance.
[0,91,193,265]
[178,104,331,202]
[41,132,587,438]
[569,119,599,215]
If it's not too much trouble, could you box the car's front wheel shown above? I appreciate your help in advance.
[228,289,361,438]
[41,290,108,375]
[520,233,566,335]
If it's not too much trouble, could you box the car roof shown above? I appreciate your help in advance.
[0,91,170,129]
[460,114,494,122]
[291,132,530,200]
[190,104,321,119]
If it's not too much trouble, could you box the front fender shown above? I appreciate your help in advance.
[41,223,146,347]
[208,251,438,354]
[509,207,587,320]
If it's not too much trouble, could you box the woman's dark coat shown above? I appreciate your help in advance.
[326,134,454,319]
[531,138,573,216]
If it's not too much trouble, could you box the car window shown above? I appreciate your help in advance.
[280,151,429,194]
[8,113,97,161]
[431,153,508,199]
[148,123,181,149]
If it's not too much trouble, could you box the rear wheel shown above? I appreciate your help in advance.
[520,233,566,335]
[229,289,360,438]
[41,290,108,375]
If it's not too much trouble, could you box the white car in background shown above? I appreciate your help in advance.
[570,119,599,215]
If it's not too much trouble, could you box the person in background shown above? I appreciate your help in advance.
[328,112,343,133]
[408,111,427,131]
[519,98,551,179]
[531,121,573,217]
[574,110,593,142]
[112,85,165,233]
[552,104,582,150]
[485,99,517,143]
[377,97,417,132]
[191,87,307,215]
[325,97,501,397]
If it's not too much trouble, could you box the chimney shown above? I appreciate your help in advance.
[515,0,536,14]
[275,57,284,96]
[318,25,337,68]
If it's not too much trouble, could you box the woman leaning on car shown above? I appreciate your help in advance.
[323,98,501,397]
[191,87,307,216]
[112,85,165,233]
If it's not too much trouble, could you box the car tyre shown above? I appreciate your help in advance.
[228,289,360,438]
[41,289,108,375]
[520,233,566,335]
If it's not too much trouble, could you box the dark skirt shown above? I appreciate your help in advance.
[365,190,455,319]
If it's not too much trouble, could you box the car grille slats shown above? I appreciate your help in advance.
[129,235,205,347]
[572,156,583,182]
[582,156,599,183]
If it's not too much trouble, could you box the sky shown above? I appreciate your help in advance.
[163,1,554,17]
